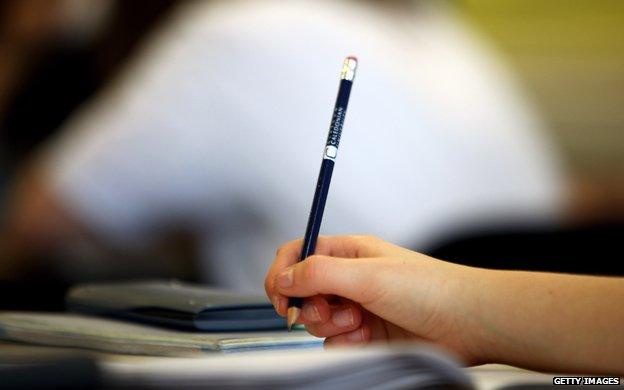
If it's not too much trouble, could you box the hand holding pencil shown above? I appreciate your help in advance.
[265,235,484,364]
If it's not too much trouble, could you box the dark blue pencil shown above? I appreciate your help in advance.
[287,56,358,330]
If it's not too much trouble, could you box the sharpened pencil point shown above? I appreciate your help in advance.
[287,307,300,331]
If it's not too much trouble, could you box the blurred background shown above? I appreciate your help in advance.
[1,0,622,309]
[461,0,624,182]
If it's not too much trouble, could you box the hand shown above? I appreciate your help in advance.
[265,235,487,364]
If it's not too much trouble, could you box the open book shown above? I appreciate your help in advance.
[100,347,474,389]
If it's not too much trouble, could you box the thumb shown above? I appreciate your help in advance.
[274,255,383,306]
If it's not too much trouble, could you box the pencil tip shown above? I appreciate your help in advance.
[287,307,300,331]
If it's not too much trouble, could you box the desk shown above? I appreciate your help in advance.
[468,364,554,389]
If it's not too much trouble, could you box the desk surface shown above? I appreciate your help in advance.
[468,364,555,389]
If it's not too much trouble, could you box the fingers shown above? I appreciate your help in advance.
[305,300,363,337]
[303,299,371,347]
[273,255,382,306]
[324,326,371,347]
[274,295,332,322]
[265,239,302,306]
[265,235,391,303]
[321,311,418,347]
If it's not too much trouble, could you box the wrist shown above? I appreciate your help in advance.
[448,265,506,365]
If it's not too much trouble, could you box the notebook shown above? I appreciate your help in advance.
[0,312,321,356]
[66,280,285,331]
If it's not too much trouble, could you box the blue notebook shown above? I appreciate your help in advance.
[66,280,286,331]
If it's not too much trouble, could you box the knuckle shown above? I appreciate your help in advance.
[344,234,381,257]
[276,238,302,256]
[344,234,363,242]
[349,234,377,245]
[361,234,381,243]
[275,243,288,256]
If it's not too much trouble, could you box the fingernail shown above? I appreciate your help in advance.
[346,328,364,342]
[272,296,280,312]
[303,302,321,322]
[332,308,353,327]
[276,268,293,288]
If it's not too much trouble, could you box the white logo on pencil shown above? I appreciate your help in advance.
[324,146,338,160]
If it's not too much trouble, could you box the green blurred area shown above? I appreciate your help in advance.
[458,0,624,178]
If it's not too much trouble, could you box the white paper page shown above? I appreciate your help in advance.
[100,347,473,389]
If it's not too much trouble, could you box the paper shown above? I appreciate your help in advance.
[0,312,321,356]
[100,347,474,389]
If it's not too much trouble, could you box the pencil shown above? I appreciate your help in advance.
[287,56,358,330]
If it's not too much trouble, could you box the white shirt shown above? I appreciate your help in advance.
[45,0,564,292]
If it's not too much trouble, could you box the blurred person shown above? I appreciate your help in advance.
[2,0,564,293]
[0,0,114,161]
[0,0,179,168]
[0,0,187,306]
[265,235,624,374]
